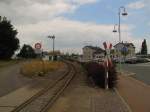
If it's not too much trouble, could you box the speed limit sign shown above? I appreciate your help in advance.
[35,43,42,49]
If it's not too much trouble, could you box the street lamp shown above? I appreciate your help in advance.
[113,24,118,33]
[48,35,55,60]
[113,7,128,42]
[118,6,128,43]
[113,6,128,74]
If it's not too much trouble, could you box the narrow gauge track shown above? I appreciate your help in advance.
[11,61,77,112]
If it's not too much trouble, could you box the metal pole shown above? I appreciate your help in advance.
[106,53,109,89]
[118,9,121,43]
[53,36,55,54]
[118,8,121,74]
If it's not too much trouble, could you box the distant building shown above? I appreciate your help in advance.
[114,42,135,58]
[82,46,105,62]
[42,50,61,61]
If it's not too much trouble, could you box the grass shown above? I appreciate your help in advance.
[20,60,64,77]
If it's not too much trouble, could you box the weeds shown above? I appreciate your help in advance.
[20,60,64,77]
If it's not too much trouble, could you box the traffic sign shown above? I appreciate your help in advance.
[109,43,112,49]
[122,46,128,52]
[35,43,42,49]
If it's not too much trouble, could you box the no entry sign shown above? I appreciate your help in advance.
[35,43,42,49]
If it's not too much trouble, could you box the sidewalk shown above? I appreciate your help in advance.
[48,63,129,112]
[117,75,150,112]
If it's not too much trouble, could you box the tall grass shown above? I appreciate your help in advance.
[20,60,64,77]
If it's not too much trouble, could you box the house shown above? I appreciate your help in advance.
[82,46,105,62]
[114,42,135,59]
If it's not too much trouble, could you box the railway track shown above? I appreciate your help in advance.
[11,61,76,112]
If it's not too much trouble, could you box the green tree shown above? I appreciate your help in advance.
[141,39,147,55]
[18,44,36,58]
[0,16,19,59]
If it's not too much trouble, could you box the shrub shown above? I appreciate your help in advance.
[108,66,117,88]
[85,62,105,88]
[83,61,117,89]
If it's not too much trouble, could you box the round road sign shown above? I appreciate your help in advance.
[35,43,42,49]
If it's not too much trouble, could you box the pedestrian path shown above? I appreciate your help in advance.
[48,63,130,112]
[117,75,150,112]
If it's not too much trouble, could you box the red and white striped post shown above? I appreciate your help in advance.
[103,42,112,89]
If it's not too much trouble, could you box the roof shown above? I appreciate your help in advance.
[114,42,135,48]
[93,50,105,55]
[83,46,105,52]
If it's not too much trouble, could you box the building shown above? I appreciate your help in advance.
[114,42,135,59]
[82,46,105,62]
[42,50,61,61]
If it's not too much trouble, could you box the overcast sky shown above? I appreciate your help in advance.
[0,0,149,54]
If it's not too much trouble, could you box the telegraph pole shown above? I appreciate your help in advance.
[48,35,55,60]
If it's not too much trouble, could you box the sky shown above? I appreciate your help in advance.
[0,0,149,54]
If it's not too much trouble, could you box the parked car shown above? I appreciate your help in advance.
[125,57,137,64]
[113,58,125,63]
[125,57,150,64]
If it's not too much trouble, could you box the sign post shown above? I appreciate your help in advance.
[103,42,112,90]
[34,43,42,56]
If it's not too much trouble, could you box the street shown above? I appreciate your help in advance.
[120,62,150,85]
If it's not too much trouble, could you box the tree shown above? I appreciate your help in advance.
[0,16,19,59]
[18,44,36,58]
[141,39,147,55]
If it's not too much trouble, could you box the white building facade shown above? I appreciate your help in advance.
[82,46,105,62]
[114,42,135,59]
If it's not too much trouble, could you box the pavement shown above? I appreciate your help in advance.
[117,74,150,112]
[48,62,130,112]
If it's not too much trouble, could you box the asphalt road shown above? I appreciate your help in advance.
[0,62,33,97]
[120,62,150,85]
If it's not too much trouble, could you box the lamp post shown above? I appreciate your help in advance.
[48,35,55,60]
[113,7,128,42]
[113,6,128,74]
[118,6,128,43]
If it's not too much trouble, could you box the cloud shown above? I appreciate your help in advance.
[0,0,149,54]
[127,1,146,10]
[0,0,98,25]
[15,17,138,53]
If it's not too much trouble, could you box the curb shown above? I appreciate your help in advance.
[126,75,150,87]
[120,71,136,76]
[114,88,132,112]
[120,71,149,87]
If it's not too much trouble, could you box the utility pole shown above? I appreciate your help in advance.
[48,35,55,60]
